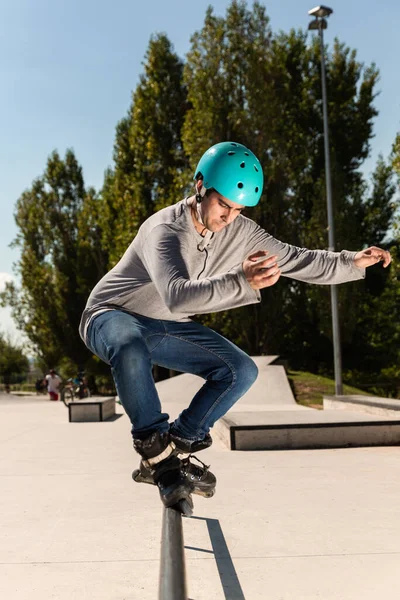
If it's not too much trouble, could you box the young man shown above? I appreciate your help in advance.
[79,141,391,515]
[44,369,62,401]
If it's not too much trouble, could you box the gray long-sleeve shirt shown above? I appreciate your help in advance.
[79,197,365,341]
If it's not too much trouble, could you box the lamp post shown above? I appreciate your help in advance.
[308,5,343,396]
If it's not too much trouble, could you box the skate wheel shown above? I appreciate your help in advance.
[132,469,139,481]
[176,497,194,517]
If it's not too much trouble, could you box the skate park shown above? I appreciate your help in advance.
[1,357,400,600]
[2,1,399,598]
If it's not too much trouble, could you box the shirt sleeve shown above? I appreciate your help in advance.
[243,221,365,285]
[142,224,259,315]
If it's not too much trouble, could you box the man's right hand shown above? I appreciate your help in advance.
[243,251,281,290]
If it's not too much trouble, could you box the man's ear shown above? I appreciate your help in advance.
[196,178,204,192]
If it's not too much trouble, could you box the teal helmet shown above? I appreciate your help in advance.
[194,141,263,207]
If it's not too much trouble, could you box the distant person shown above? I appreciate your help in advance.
[35,378,44,395]
[79,141,391,514]
[73,371,90,398]
[44,369,62,401]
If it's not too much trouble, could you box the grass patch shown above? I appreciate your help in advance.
[288,370,372,410]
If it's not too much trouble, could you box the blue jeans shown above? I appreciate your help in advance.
[85,310,258,442]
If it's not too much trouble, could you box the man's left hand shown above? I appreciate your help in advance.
[354,246,392,269]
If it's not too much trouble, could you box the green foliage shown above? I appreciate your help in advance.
[183,2,272,171]
[100,33,188,265]
[0,333,29,384]
[1,150,108,370]
[179,1,394,368]
[3,0,399,394]
[179,1,399,386]
[392,133,400,177]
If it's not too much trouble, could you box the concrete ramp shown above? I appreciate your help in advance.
[156,355,296,408]
[155,356,400,451]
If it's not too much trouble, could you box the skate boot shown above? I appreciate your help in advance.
[133,453,216,498]
[133,431,216,498]
[132,431,194,516]
[170,429,216,497]
[169,429,213,454]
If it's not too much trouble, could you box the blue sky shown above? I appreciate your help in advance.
[1,0,399,339]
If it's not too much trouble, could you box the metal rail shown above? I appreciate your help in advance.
[159,507,188,600]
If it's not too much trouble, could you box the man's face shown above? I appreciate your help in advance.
[200,189,245,232]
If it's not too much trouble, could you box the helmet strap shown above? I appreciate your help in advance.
[195,183,207,204]
[194,183,207,225]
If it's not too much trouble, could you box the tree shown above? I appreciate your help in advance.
[100,33,188,266]
[181,0,397,376]
[1,150,108,370]
[4,0,398,390]
[392,133,400,176]
[0,333,29,386]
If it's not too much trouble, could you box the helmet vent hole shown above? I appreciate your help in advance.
[244,152,249,156]
[230,142,238,146]
[255,187,259,193]
[237,182,244,189]
[254,165,259,172]
[228,151,236,156]
[240,162,245,168]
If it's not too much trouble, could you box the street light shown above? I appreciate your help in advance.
[308,6,343,396]
[308,5,333,18]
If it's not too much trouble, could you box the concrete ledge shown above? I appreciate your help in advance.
[213,409,400,450]
[68,397,115,422]
[324,394,400,417]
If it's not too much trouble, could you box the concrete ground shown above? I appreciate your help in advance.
[1,392,400,599]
